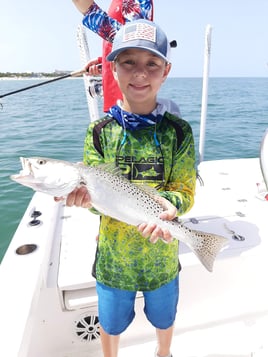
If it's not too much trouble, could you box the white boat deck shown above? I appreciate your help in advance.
[1,157,268,357]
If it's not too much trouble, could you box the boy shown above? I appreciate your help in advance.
[65,19,196,357]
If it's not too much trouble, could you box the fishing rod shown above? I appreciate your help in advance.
[198,24,212,165]
[0,69,86,99]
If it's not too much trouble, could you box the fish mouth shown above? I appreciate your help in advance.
[10,157,34,182]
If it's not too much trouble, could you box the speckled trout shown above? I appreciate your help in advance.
[11,157,228,272]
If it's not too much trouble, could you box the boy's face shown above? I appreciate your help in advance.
[111,48,171,113]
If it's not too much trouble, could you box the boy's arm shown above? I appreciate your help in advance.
[160,124,196,216]
[83,120,106,167]
[83,121,106,215]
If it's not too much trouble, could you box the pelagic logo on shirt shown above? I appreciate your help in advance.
[116,155,164,183]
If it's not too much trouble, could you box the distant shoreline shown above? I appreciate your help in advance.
[0,71,80,81]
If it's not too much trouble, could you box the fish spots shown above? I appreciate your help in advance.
[86,163,228,272]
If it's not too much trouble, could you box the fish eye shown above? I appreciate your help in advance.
[37,159,47,165]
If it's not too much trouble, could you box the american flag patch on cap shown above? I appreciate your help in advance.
[123,23,156,43]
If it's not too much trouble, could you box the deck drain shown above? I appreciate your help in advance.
[16,244,38,255]
[75,314,100,342]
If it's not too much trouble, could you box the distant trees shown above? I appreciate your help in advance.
[0,71,73,78]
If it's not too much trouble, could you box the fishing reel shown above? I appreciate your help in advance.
[88,78,103,98]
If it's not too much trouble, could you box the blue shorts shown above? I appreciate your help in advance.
[96,276,179,335]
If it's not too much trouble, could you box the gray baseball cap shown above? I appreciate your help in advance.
[107,19,171,63]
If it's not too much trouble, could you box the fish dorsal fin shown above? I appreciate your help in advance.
[96,164,163,201]
[95,163,122,176]
[76,162,121,175]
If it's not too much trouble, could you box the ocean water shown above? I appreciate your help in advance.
[0,77,267,261]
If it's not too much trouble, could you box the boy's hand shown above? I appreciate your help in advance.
[54,186,91,208]
[137,197,177,244]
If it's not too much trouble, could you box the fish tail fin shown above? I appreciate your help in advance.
[186,230,229,272]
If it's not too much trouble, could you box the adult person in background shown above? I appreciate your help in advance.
[72,0,154,112]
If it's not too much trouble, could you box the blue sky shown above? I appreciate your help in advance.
[0,0,267,77]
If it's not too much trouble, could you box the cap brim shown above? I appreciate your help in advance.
[107,46,169,62]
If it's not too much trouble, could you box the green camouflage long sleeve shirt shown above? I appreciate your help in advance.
[83,111,196,291]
